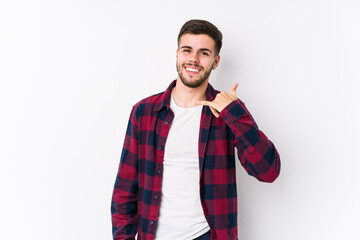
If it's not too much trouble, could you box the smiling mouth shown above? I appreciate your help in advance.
[184,66,201,74]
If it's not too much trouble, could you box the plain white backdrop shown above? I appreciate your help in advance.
[1,0,359,239]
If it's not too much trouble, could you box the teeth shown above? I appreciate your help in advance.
[186,67,200,72]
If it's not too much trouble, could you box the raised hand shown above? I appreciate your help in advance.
[197,83,239,118]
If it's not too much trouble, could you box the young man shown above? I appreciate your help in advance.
[111,19,281,240]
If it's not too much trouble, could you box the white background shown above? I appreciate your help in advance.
[1,0,359,239]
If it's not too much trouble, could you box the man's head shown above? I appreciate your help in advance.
[178,19,223,56]
[176,19,223,88]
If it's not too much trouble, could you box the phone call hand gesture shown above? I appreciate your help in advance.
[197,83,239,118]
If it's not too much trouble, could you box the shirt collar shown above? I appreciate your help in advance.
[154,79,218,112]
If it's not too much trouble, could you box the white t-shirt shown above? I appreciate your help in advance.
[155,94,210,240]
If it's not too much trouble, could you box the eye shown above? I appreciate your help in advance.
[182,49,190,53]
[201,52,209,56]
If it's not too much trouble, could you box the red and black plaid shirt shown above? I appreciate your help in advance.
[111,80,281,240]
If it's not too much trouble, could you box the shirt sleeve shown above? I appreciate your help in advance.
[219,99,281,183]
[111,106,139,239]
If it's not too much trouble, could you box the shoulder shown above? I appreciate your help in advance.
[132,91,164,109]
[130,91,165,118]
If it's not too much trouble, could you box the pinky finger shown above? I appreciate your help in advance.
[210,106,219,118]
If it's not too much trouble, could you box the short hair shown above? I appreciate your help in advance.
[177,19,223,55]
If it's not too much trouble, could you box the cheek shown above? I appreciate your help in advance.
[177,56,186,65]
[205,60,215,70]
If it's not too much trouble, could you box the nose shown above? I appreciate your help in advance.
[188,51,199,63]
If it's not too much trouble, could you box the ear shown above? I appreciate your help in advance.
[176,49,179,59]
[212,55,220,70]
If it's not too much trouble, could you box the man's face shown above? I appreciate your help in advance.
[176,33,220,88]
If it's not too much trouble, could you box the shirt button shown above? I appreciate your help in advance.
[150,221,154,225]
[158,146,162,151]
[154,195,159,200]
[165,121,169,125]
[157,169,161,174]
[223,116,227,120]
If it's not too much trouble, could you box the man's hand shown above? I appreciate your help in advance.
[197,83,239,118]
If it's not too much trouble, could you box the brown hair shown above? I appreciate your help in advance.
[177,19,223,55]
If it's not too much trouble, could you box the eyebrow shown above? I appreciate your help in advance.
[180,46,213,53]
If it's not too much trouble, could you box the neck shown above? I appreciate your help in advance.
[172,77,208,108]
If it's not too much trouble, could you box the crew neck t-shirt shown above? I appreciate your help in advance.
[154,94,210,240]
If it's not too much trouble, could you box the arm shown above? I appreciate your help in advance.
[219,99,280,182]
[197,83,280,182]
[111,106,139,239]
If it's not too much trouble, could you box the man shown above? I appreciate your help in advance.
[111,19,281,240]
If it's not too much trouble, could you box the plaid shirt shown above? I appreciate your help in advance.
[111,80,280,240]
